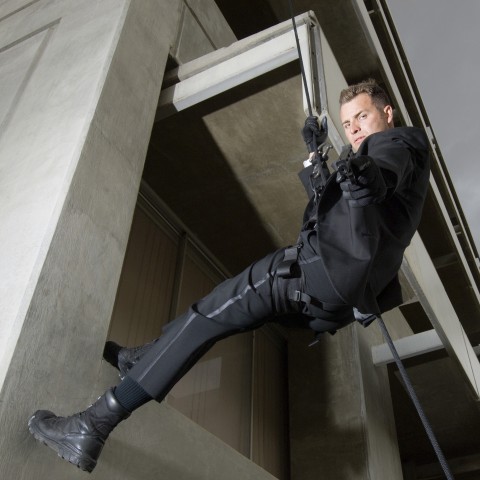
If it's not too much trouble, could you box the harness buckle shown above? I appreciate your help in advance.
[292,290,302,302]
[276,243,303,278]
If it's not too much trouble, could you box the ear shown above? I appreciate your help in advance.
[384,105,394,126]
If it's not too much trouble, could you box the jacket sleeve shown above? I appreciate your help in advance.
[357,127,429,194]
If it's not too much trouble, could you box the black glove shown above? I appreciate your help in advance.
[302,116,328,153]
[336,156,387,207]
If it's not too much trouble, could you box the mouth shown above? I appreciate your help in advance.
[354,136,365,145]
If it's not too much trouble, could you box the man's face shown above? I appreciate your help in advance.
[340,93,394,152]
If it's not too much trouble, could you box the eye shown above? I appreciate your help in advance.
[343,123,350,130]
[359,113,367,120]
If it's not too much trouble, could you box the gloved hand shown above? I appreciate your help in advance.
[336,156,387,207]
[302,116,328,153]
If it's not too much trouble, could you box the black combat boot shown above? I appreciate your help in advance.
[103,340,157,379]
[28,389,130,472]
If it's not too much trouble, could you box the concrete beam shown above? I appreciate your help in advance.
[402,233,480,399]
[156,11,346,155]
[372,329,443,366]
[156,23,307,120]
[372,328,480,366]
[162,13,311,85]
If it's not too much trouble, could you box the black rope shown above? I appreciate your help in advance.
[377,316,455,480]
[288,0,326,185]
[287,0,313,116]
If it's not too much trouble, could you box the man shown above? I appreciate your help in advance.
[28,80,430,472]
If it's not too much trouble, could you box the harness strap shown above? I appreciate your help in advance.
[288,289,351,341]
[276,243,303,278]
[288,290,324,309]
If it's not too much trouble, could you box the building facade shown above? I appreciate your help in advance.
[1,1,479,479]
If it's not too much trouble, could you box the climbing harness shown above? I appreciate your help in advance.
[287,1,455,478]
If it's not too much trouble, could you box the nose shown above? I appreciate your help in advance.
[349,119,360,134]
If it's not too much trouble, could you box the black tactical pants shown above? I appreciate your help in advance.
[128,229,354,401]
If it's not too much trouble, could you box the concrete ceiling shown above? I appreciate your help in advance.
[143,0,480,476]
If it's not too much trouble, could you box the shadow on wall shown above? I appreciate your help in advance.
[144,62,306,274]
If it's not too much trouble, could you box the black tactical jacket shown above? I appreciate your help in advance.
[299,126,430,314]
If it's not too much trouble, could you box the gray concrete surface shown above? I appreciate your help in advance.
[1,1,275,479]
[288,317,405,480]
[0,0,439,478]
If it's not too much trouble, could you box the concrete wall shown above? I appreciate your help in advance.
[0,0,276,478]
[0,0,405,477]
[173,0,236,63]
[288,312,407,480]
[0,0,133,397]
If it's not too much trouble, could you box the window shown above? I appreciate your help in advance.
[107,187,289,478]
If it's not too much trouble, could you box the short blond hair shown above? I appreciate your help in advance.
[339,79,391,111]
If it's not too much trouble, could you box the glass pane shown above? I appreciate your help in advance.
[108,204,179,346]
[167,242,253,457]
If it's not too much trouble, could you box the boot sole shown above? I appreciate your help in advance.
[28,415,97,473]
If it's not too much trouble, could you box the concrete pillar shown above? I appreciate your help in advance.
[0,0,136,396]
[0,1,276,478]
[0,0,178,477]
[288,313,406,479]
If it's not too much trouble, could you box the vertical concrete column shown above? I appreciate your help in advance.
[355,315,405,479]
[288,318,404,479]
[0,0,131,396]
[0,0,181,478]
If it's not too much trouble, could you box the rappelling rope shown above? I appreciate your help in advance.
[377,316,454,479]
[287,1,455,478]
[288,0,314,117]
